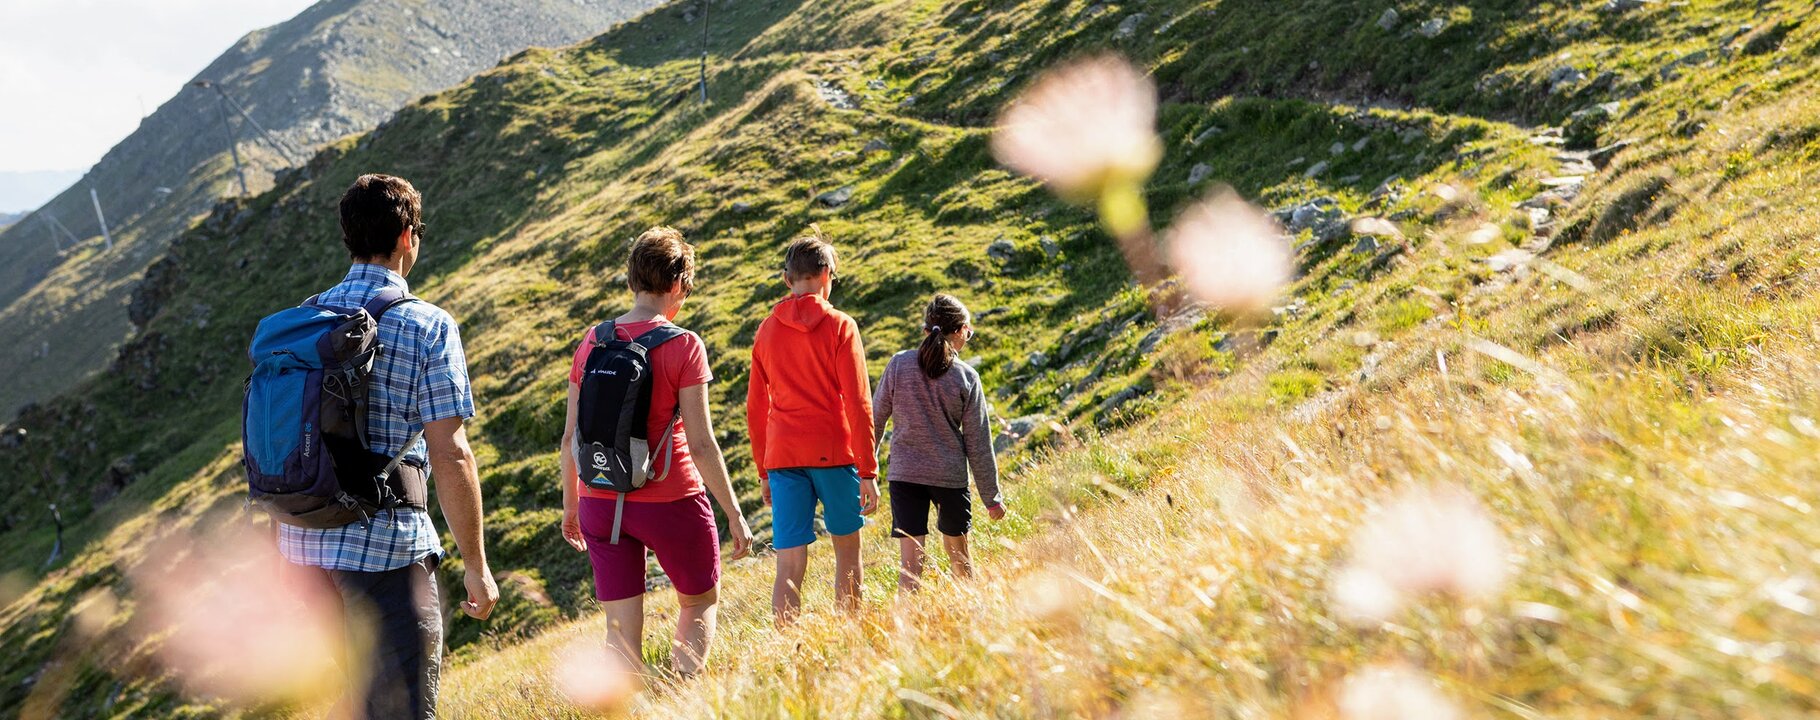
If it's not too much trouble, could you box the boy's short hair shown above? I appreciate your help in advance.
[782,226,837,282]
[339,174,421,259]
[627,226,696,294]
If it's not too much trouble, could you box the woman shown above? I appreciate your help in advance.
[872,293,1006,591]
[558,226,754,676]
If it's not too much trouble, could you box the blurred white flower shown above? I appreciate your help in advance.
[1349,217,1404,239]
[991,55,1162,203]
[1165,188,1294,312]
[554,635,644,714]
[1338,664,1463,720]
[129,524,347,706]
[1332,484,1511,623]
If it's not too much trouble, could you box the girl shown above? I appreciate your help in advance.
[872,293,1005,591]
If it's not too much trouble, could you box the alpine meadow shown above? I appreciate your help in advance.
[5,0,1820,718]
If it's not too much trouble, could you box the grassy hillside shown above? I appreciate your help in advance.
[6,0,1820,716]
[0,0,662,419]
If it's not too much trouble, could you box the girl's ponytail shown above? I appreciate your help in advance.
[917,294,969,379]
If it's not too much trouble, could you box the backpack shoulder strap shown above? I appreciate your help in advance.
[632,323,689,351]
[362,287,417,321]
[590,320,619,347]
[302,294,321,308]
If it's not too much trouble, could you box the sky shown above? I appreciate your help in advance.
[0,0,319,211]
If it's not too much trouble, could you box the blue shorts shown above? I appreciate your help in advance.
[769,465,864,549]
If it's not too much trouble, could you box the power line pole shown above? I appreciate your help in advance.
[40,212,80,249]
[214,94,250,196]
[698,0,710,104]
[89,188,113,250]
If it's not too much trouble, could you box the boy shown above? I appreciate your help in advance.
[559,226,755,676]
[746,228,879,623]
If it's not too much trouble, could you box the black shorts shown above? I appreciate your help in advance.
[889,481,973,538]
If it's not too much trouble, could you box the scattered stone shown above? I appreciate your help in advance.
[1116,13,1147,38]
[1040,235,1061,259]
[1137,304,1206,355]
[987,237,1017,263]
[1188,163,1213,185]
[994,414,1050,454]
[1338,174,1363,185]
[1192,126,1223,145]
[1524,206,1552,228]
[731,201,753,213]
[1286,156,1307,167]
[1330,142,1347,156]
[1540,175,1586,188]
[1484,248,1535,273]
[1588,138,1637,169]
[1377,7,1400,31]
[862,138,889,153]
[815,186,855,208]
[1602,0,1648,12]
[1027,350,1048,368]
[813,78,857,110]
[866,78,887,91]
[1417,18,1447,38]
[1548,66,1587,93]
[1285,197,1342,231]
[1351,236,1381,254]
[1304,160,1330,178]
[1351,137,1370,152]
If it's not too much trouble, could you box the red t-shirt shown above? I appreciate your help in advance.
[568,319,713,502]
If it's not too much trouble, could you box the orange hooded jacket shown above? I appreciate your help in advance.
[746,292,878,480]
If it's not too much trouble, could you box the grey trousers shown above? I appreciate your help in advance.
[321,555,443,719]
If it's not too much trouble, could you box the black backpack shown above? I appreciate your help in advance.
[574,320,688,543]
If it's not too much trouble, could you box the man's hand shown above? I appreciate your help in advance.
[859,477,880,516]
[561,506,587,552]
[760,477,771,506]
[461,565,499,620]
[726,515,755,561]
[987,503,1007,521]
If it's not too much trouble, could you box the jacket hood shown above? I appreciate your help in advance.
[772,292,832,332]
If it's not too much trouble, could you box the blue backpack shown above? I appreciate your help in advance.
[243,288,428,528]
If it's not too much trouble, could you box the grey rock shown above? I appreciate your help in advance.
[814,78,858,110]
[987,237,1017,263]
[1377,8,1400,30]
[1027,351,1048,368]
[1191,126,1224,145]
[731,201,754,213]
[1588,138,1637,168]
[1351,236,1381,254]
[1602,0,1647,12]
[994,414,1050,453]
[1417,18,1447,38]
[862,138,889,153]
[1116,13,1147,38]
[1137,305,1206,355]
[815,186,855,208]
[1304,160,1330,178]
[1330,141,1347,156]
[1188,163,1213,185]
[1286,197,1342,231]
[1352,137,1370,152]
[1039,235,1061,259]
[866,78,887,91]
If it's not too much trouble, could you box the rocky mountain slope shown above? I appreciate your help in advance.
[0,0,662,418]
[6,0,1820,716]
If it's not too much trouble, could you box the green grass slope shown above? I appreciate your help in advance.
[6,0,1820,716]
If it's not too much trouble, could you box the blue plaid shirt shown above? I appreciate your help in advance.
[278,264,475,572]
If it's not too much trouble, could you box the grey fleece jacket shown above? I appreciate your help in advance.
[872,351,1002,507]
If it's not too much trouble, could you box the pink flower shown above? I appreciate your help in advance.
[553,636,644,713]
[128,524,347,706]
[1332,485,1512,623]
[1338,664,1463,720]
[1164,189,1294,312]
[991,55,1163,202]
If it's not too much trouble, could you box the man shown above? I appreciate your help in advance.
[278,173,498,718]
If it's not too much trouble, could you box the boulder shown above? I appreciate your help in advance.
[986,237,1017,263]
[1304,160,1330,178]
[1417,18,1447,38]
[994,414,1049,454]
[1188,163,1212,185]
[1377,8,1400,31]
[1115,13,1147,38]
[1192,126,1224,145]
[862,138,889,154]
[815,186,856,208]
[1040,235,1061,259]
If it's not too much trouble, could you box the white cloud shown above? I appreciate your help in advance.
[0,0,319,173]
